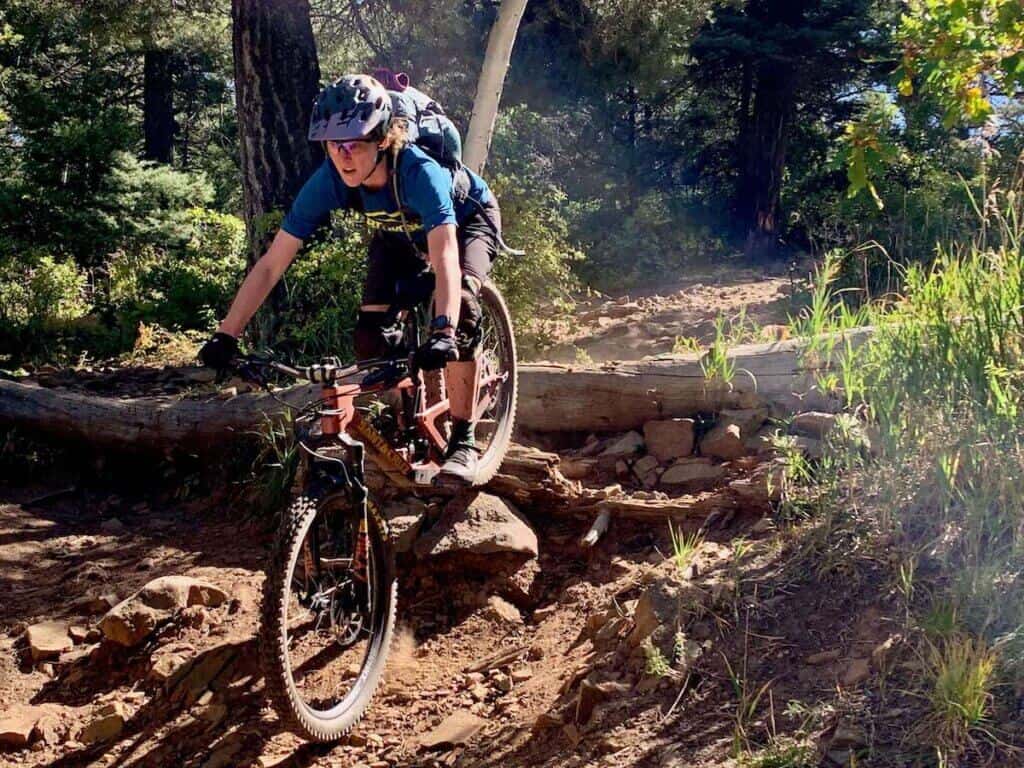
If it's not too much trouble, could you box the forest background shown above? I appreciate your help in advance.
[1,0,1021,365]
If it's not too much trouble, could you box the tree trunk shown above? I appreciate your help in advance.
[143,49,175,164]
[740,59,796,262]
[625,82,638,215]
[733,58,753,223]
[232,0,321,345]
[463,0,529,175]
[738,0,807,262]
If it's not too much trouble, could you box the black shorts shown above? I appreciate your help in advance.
[361,196,501,306]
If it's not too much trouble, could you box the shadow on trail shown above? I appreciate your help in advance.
[0,483,269,631]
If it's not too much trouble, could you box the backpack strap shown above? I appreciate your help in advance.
[389,149,522,257]
[389,150,424,255]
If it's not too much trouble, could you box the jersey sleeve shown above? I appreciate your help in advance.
[402,154,457,234]
[281,160,352,240]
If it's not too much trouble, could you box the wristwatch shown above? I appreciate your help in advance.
[430,315,453,332]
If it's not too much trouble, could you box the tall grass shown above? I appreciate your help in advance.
[792,179,1024,757]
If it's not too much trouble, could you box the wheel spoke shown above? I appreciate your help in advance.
[275,499,382,722]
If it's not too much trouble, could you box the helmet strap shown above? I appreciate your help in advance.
[357,147,386,187]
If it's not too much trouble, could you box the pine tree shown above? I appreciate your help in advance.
[688,0,885,260]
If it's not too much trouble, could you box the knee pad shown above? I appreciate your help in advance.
[456,286,483,357]
[354,311,390,361]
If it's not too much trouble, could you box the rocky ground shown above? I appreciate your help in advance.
[3,267,996,768]
[0,413,919,768]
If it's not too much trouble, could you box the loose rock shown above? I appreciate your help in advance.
[483,596,522,625]
[492,672,513,693]
[419,711,487,749]
[643,419,695,462]
[99,575,230,647]
[33,712,64,745]
[383,498,427,554]
[79,702,128,744]
[699,423,745,460]
[26,620,72,662]
[659,458,725,488]
[510,667,533,683]
[633,455,660,477]
[414,493,538,560]
[0,705,46,747]
[791,411,837,438]
[599,431,644,458]
[701,408,768,459]
[560,457,598,480]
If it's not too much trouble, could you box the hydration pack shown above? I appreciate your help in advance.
[388,85,464,171]
[374,69,462,168]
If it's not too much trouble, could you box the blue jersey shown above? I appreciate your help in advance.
[281,144,492,247]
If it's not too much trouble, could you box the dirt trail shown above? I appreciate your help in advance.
[0,270,930,768]
[535,266,797,363]
[1,474,915,768]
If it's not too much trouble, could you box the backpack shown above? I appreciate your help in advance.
[375,69,516,255]
[388,86,464,171]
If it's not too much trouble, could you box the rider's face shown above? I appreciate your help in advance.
[325,138,384,186]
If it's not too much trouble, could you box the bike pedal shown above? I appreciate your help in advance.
[411,466,440,486]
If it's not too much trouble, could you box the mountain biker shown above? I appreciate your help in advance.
[198,73,502,486]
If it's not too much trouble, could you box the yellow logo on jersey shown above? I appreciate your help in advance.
[365,209,420,234]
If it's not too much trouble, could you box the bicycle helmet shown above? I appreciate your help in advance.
[308,74,393,142]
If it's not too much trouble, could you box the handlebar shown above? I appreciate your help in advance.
[229,353,410,388]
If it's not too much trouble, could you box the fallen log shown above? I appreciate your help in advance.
[517,327,873,432]
[0,378,318,452]
[0,328,872,451]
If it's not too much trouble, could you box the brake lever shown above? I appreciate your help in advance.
[231,358,272,390]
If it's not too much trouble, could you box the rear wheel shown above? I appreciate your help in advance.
[259,492,396,742]
[472,280,518,484]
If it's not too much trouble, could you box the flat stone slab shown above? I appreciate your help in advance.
[26,620,72,662]
[419,711,487,749]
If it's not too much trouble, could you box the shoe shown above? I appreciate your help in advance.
[438,441,480,486]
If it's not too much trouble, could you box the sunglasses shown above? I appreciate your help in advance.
[325,138,377,156]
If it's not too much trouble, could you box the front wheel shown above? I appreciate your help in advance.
[472,280,518,484]
[259,492,396,742]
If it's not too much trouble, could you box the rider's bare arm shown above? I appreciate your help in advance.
[426,223,460,334]
[218,230,304,337]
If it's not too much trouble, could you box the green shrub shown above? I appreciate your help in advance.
[106,207,245,332]
[0,252,109,363]
[273,216,368,363]
[572,189,730,291]
[486,107,585,354]
[0,253,90,327]
[488,172,582,354]
[96,152,216,255]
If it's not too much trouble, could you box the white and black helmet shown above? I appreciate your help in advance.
[308,74,393,142]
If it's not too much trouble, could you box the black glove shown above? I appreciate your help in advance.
[198,332,239,370]
[414,332,458,371]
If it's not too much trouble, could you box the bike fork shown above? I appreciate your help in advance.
[338,432,371,589]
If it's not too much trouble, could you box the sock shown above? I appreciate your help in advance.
[450,419,476,449]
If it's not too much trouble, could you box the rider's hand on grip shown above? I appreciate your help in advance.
[413,332,458,371]
[198,332,239,371]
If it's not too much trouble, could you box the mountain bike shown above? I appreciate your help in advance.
[231,275,517,741]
